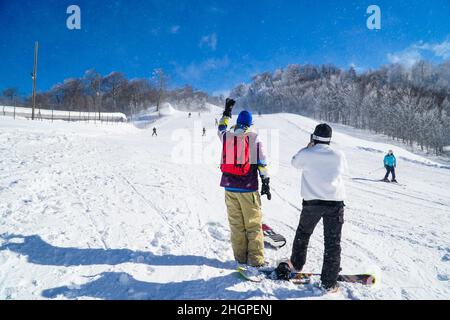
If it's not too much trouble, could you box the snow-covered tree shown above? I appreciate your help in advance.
[230,61,450,154]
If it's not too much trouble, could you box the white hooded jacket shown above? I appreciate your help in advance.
[291,144,348,201]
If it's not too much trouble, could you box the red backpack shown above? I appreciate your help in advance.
[220,133,251,176]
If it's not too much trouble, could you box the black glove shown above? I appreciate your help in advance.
[261,177,271,200]
[223,98,236,117]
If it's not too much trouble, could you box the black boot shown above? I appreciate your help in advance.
[275,262,292,281]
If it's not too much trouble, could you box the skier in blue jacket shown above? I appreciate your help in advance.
[383,150,397,183]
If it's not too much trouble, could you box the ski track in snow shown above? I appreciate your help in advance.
[0,112,449,300]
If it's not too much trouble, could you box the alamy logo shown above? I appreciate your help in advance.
[366,5,381,30]
[66,5,81,30]
[170,121,280,174]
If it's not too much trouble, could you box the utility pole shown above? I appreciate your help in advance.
[31,41,39,120]
[153,69,166,112]
[97,91,101,121]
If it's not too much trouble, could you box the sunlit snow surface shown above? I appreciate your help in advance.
[0,109,449,300]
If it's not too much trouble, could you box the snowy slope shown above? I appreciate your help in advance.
[0,111,449,300]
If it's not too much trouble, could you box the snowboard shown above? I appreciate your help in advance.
[352,177,402,186]
[380,179,403,186]
[262,224,286,249]
[237,265,376,286]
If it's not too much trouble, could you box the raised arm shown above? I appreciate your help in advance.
[217,98,235,142]
[291,147,308,169]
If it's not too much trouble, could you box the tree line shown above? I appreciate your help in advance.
[230,61,450,154]
[1,69,221,120]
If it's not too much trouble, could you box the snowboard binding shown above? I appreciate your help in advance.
[274,262,292,281]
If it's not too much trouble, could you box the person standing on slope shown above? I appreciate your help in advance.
[383,150,397,183]
[218,98,271,267]
[282,124,347,292]
[152,127,157,137]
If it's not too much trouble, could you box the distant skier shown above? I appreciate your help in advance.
[280,124,347,292]
[218,98,271,267]
[383,150,397,183]
[152,127,157,137]
[202,127,206,136]
[215,118,219,127]
[188,112,192,118]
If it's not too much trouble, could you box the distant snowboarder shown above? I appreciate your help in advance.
[383,150,397,183]
[218,98,271,267]
[152,127,157,137]
[202,127,206,136]
[282,124,348,292]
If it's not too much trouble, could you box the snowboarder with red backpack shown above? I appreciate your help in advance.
[218,98,271,267]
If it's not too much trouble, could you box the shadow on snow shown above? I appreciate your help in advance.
[0,234,232,269]
[41,271,321,300]
[0,234,321,299]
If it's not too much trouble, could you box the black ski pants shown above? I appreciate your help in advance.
[291,200,344,288]
[384,166,396,180]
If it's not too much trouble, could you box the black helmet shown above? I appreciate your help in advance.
[312,123,332,144]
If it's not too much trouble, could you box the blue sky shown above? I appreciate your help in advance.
[0,0,449,96]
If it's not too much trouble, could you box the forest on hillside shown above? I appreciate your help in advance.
[231,61,450,154]
[1,69,222,119]
[2,61,450,154]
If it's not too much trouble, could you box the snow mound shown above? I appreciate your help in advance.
[204,103,223,114]
[159,103,177,116]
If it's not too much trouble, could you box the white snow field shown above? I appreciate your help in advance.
[0,109,449,300]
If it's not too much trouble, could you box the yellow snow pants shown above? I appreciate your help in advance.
[225,191,264,266]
